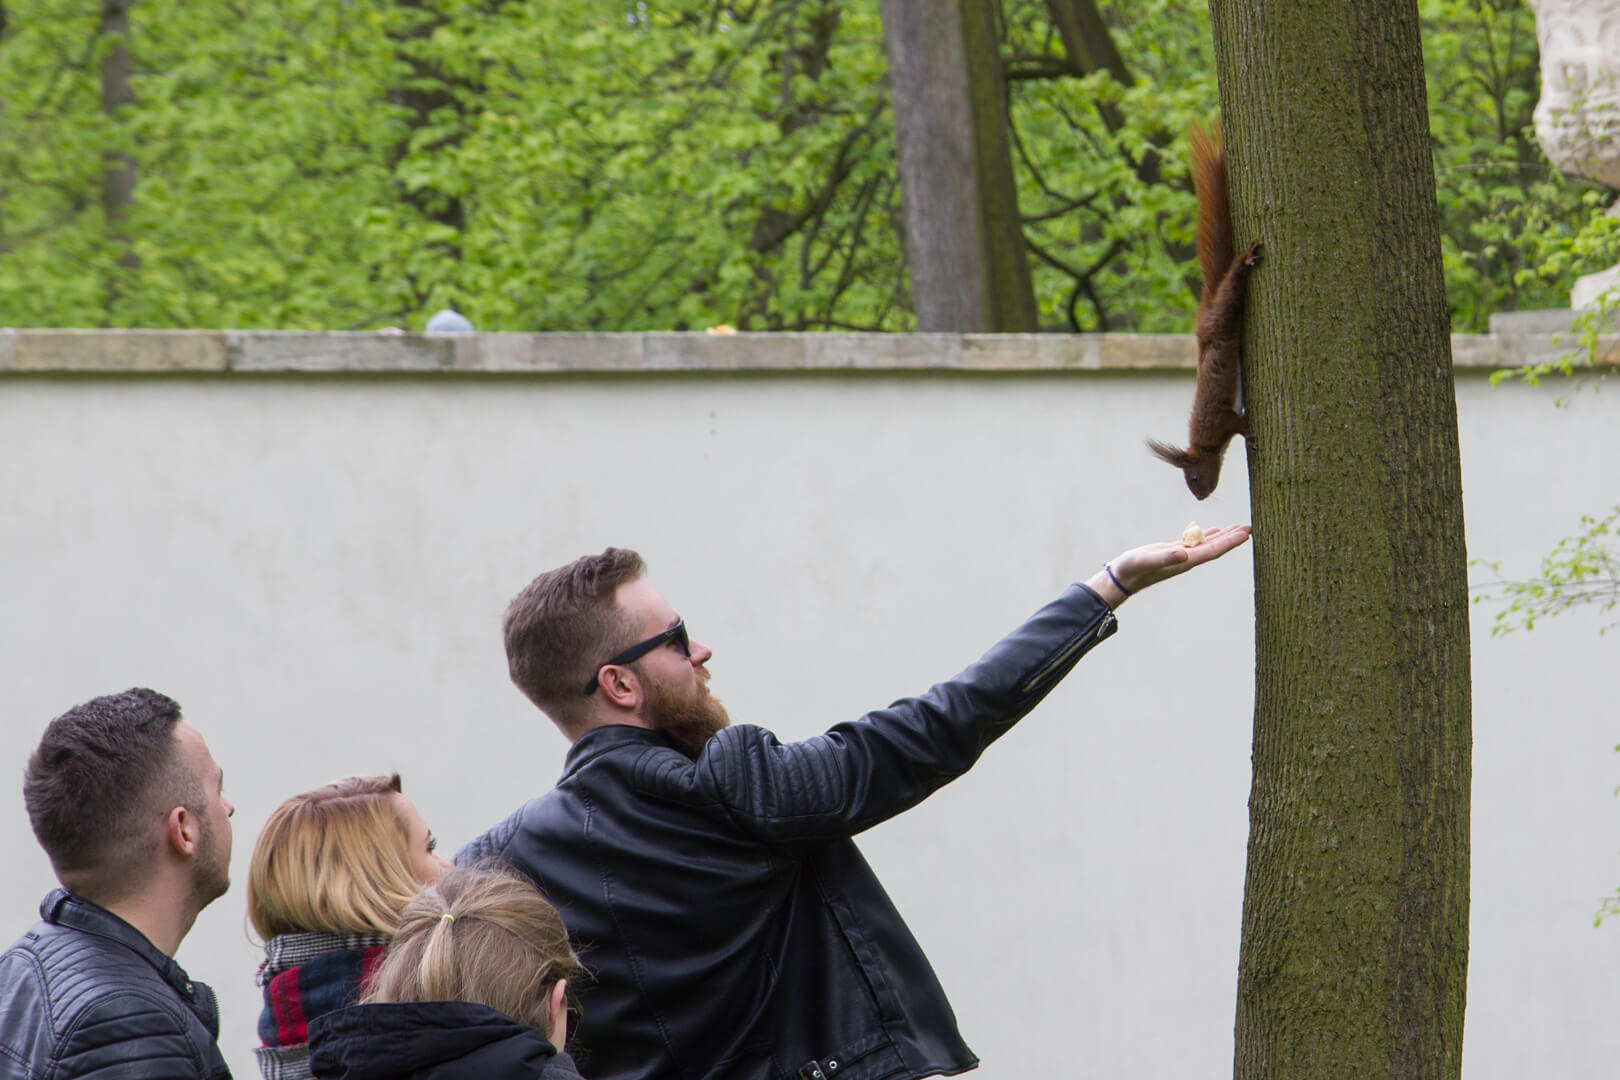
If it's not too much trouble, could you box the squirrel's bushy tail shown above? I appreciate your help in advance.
[1188,120,1231,295]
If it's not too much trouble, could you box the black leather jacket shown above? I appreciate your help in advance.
[0,889,231,1080]
[459,583,1117,1080]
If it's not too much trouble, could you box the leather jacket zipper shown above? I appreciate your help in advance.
[1015,609,1117,697]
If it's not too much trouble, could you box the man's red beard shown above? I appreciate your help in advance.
[644,676,732,761]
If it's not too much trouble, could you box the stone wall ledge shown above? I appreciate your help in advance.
[0,328,1615,374]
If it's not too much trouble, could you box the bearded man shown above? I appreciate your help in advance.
[0,688,235,1080]
[462,531,1249,1080]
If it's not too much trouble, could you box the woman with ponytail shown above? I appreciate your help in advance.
[305,866,585,1079]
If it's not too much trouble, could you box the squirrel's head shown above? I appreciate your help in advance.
[1147,439,1222,500]
[1183,460,1221,500]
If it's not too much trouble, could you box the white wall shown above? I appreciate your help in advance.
[1,352,1615,1078]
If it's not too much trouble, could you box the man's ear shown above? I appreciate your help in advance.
[165,805,199,858]
[596,664,641,710]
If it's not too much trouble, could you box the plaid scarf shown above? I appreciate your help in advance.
[253,930,391,1080]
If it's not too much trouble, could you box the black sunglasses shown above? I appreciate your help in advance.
[583,619,690,694]
[564,1004,580,1047]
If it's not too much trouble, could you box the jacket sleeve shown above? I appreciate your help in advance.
[652,582,1117,846]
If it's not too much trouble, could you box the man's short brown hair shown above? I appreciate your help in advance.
[23,688,200,901]
[504,548,646,727]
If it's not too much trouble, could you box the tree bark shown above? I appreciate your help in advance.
[386,0,472,261]
[880,0,1036,331]
[958,0,1038,331]
[100,0,138,308]
[1045,0,1132,86]
[1215,1,1472,1077]
[1042,0,1168,192]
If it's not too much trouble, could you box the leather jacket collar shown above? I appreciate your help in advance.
[40,888,220,1036]
[562,724,670,779]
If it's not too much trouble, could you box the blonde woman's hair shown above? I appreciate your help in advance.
[247,774,421,938]
[362,866,582,1034]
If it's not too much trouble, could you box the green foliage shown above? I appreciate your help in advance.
[1421,0,1619,331]
[1,0,420,327]
[1485,285,1620,398]
[0,0,903,330]
[0,0,1613,331]
[1001,0,1217,331]
[0,3,126,324]
[1483,213,1620,395]
[1472,507,1620,636]
[458,0,904,330]
[1598,880,1620,927]
[1601,759,1620,926]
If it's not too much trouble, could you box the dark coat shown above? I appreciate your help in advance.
[306,1002,581,1080]
[458,583,1118,1080]
[0,889,232,1080]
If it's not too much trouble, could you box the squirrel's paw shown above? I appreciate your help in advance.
[1242,240,1264,267]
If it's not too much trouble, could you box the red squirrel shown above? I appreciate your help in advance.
[1148,121,1262,500]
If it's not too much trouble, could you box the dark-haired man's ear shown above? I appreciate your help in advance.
[165,805,200,858]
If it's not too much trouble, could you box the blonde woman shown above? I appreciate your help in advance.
[306,866,584,1079]
[248,774,449,1080]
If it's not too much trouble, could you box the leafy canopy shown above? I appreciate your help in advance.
[0,0,1612,331]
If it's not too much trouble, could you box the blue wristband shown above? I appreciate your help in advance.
[1104,563,1132,596]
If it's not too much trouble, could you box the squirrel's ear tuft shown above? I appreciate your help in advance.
[1147,439,1199,469]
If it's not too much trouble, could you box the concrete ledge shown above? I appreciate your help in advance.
[472,333,646,373]
[0,328,1614,374]
[227,332,451,372]
[808,333,963,369]
[0,330,228,372]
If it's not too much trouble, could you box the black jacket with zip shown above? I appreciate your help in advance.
[459,583,1118,1080]
[0,889,231,1080]
[308,1001,581,1080]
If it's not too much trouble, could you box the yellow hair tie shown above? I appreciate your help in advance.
[440,913,455,923]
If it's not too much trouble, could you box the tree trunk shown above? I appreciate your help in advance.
[1045,0,1132,86]
[1043,0,1169,194]
[880,0,1036,331]
[386,0,470,263]
[100,0,138,311]
[1214,1,1472,1077]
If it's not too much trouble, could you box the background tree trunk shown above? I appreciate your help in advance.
[99,0,137,312]
[1045,0,1132,86]
[1214,1,1472,1077]
[880,0,1036,331]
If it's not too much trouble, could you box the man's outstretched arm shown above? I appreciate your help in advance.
[671,525,1253,846]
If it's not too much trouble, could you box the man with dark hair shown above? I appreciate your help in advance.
[0,688,235,1080]
[462,528,1251,1080]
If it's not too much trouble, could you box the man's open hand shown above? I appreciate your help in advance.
[1087,524,1252,606]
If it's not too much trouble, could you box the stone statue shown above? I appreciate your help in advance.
[1529,0,1620,309]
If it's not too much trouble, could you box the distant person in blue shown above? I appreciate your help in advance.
[460,527,1251,1080]
[424,309,474,334]
[0,688,236,1080]
[374,308,473,336]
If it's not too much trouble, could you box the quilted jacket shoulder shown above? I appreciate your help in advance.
[0,890,231,1080]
